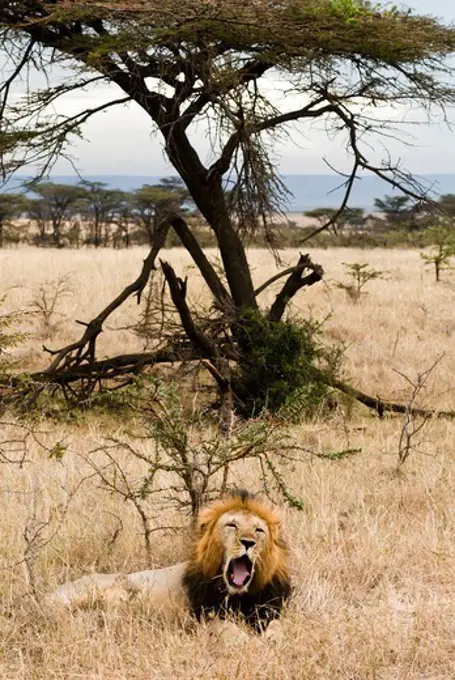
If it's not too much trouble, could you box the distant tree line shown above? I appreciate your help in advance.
[305,194,455,232]
[0,176,191,248]
[1,181,455,249]
[302,194,455,249]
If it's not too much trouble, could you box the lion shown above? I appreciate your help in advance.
[46,490,291,634]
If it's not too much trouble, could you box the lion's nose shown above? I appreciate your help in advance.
[240,539,256,551]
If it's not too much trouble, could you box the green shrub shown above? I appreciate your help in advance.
[0,295,25,374]
[234,310,342,418]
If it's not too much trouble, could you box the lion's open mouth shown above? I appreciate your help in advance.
[227,555,254,589]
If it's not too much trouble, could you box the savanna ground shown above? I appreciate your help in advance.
[1,247,454,679]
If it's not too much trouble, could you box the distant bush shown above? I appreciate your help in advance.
[336,262,386,303]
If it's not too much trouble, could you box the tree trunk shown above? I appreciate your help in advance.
[165,129,257,312]
[52,220,62,248]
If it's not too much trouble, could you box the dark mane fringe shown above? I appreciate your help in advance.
[228,488,256,503]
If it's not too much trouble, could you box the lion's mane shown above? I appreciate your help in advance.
[182,490,291,631]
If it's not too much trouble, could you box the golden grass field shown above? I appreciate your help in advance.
[1,247,454,679]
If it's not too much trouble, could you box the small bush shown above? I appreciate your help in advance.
[420,225,455,282]
[336,262,386,303]
[0,295,26,374]
[31,274,73,338]
[234,310,342,418]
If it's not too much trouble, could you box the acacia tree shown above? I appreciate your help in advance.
[130,178,190,246]
[78,180,124,247]
[1,0,455,415]
[0,193,27,247]
[26,182,86,247]
[110,191,134,248]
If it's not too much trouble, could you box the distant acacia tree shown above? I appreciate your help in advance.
[304,207,365,233]
[374,194,435,232]
[0,193,27,247]
[374,195,413,227]
[26,182,86,247]
[78,181,124,247]
[130,177,190,245]
[438,194,455,219]
[421,225,455,283]
[344,208,366,230]
[2,0,455,417]
[304,208,339,226]
[111,191,135,248]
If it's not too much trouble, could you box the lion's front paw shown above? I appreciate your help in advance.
[264,619,284,644]
[208,619,249,644]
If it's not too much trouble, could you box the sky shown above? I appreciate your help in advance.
[5,0,455,177]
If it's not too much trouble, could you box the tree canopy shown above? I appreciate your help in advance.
[2,0,455,416]
[2,1,455,206]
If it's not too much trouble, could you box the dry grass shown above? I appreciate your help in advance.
[1,246,455,679]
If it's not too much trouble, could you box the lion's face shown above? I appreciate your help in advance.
[218,509,270,594]
[193,492,289,596]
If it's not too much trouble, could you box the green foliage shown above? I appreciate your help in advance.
[438,194,455,217]
[315,447,362,460]
[0,193,28,247]
[48,441,68,461]
[329,0,399,22]
[0,295,25,374]
[336,262,386,302]
[235,310,341,418]
[420,225,455,282]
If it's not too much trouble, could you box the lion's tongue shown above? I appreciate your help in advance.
[232,561,249,586]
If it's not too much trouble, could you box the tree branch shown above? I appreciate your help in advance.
[43,244,163,377]
[169,215,233,311]
[331,378,455,420]
[268,254,324,322]
[0,37,35,122]
[160,260,218,359]
[210,98,330,177]
[26,347,199,387]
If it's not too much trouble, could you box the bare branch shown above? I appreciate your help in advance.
[160,260,217,359]
[0,36,35,122]
[169,215,233,311]
[41,244,163,378]
[268,254,324,322]
[331,377,455,420]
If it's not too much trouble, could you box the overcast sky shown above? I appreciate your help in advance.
[8,0,455,177]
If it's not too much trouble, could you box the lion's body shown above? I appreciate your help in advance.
[47,562,188,611]
[47,491,291,632]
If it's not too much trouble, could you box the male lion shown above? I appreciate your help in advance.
[47,490,291,634]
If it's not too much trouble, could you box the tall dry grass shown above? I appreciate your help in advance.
[1,246,454,679]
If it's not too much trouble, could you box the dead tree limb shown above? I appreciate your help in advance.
[39,212,182,380]
[160,260,218,359]
[43,243,165,377]
[255,264,304,297]
[332,378,455,419]
[268,254,324,322]
[30,347,200,386]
